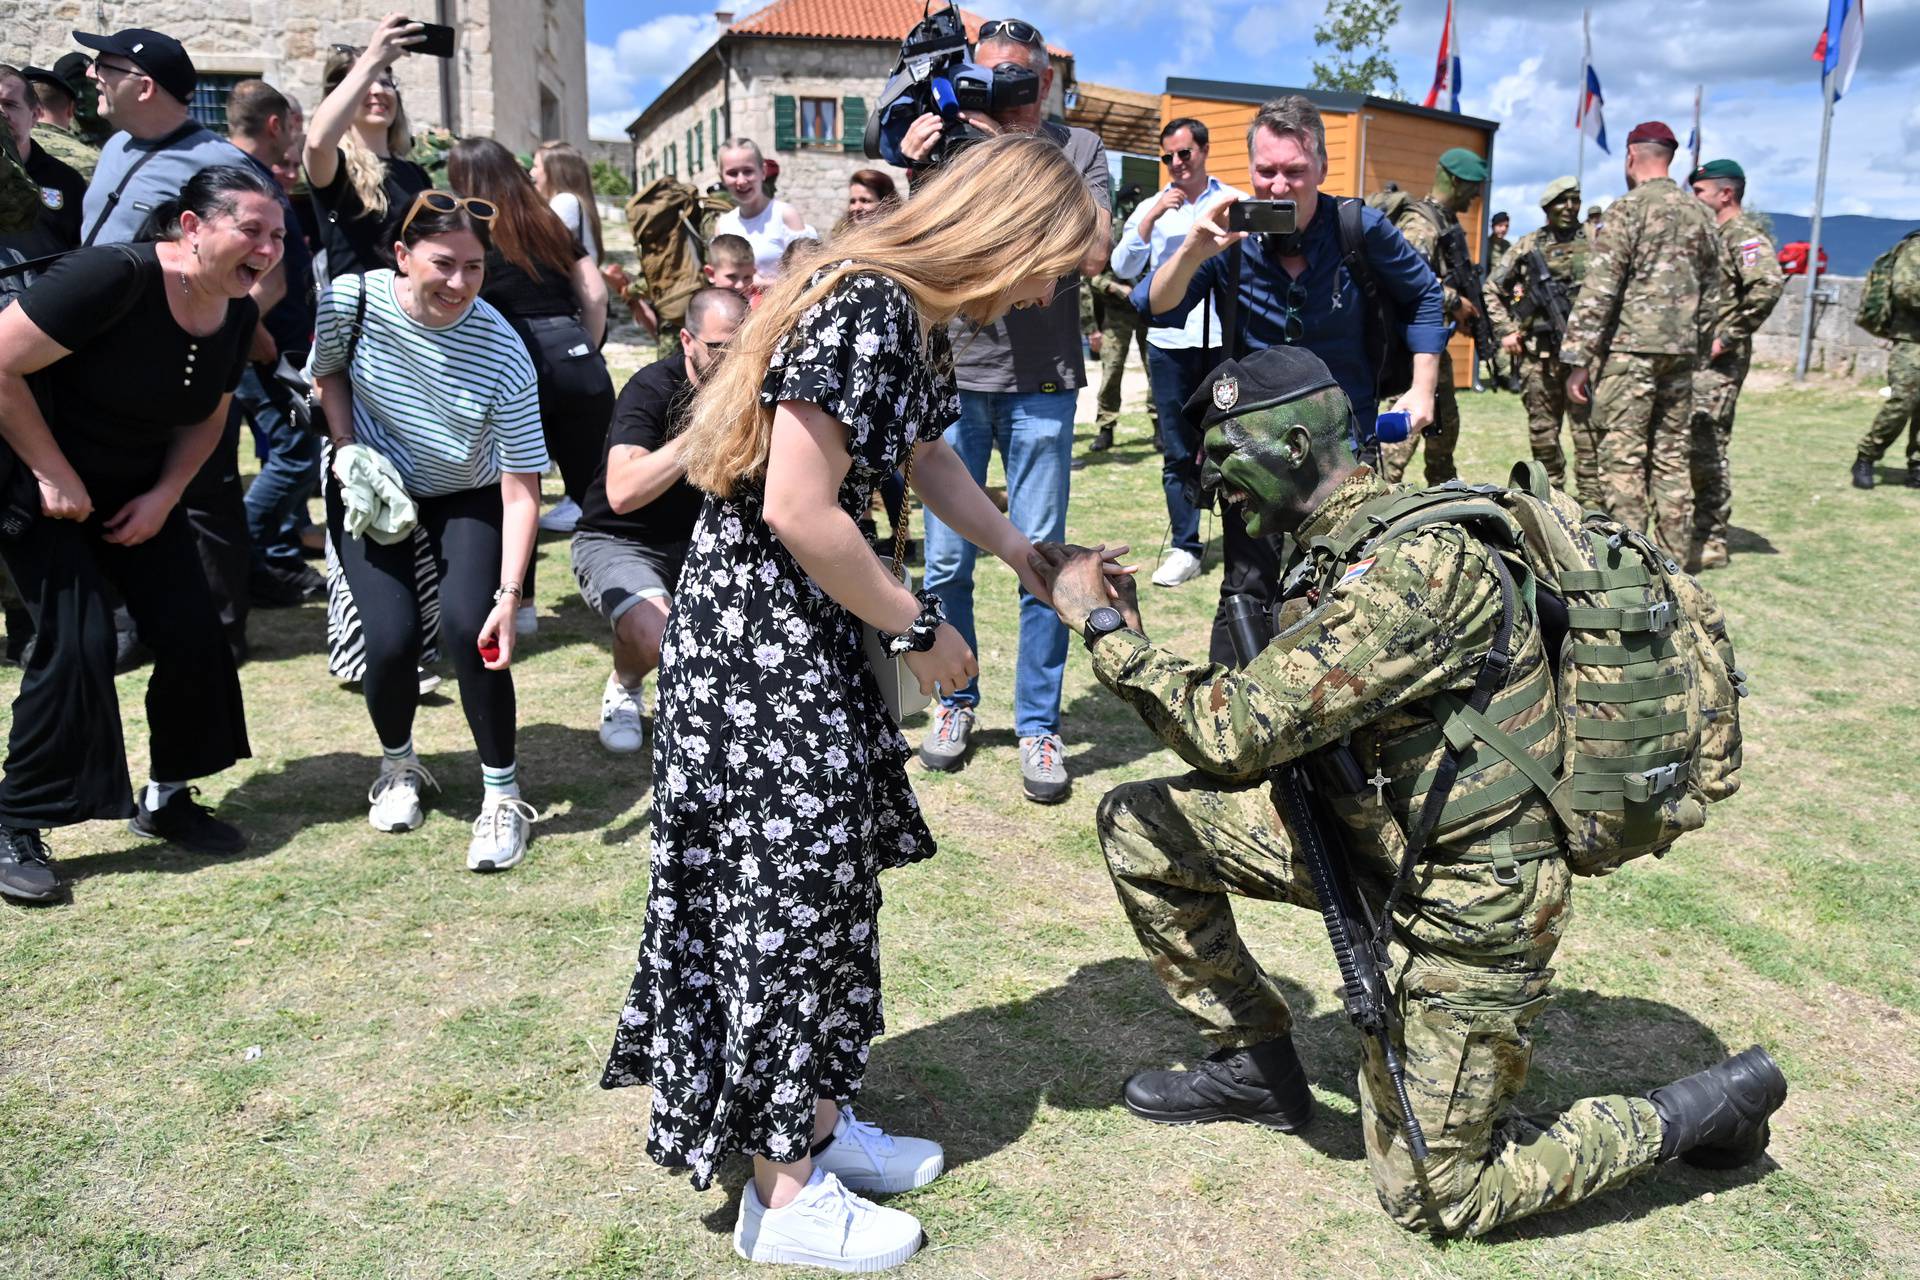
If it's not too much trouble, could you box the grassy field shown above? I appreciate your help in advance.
[2,363,1917,1280]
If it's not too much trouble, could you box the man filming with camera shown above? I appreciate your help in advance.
[896,16,1112,806]
[1143,94,1446,665]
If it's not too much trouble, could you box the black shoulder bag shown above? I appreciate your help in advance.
[279,278,367,437]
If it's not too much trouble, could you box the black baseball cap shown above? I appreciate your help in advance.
[20,66,76,102]
[72,28,196,104]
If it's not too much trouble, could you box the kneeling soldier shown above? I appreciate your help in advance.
[1030,346,1786,1238]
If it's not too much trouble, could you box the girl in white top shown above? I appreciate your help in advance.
[714,137,817,285]
[531,141,602,264]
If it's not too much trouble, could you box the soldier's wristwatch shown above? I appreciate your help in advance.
[1083,606,1128,650]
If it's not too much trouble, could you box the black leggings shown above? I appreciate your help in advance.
[0,506,248,828]
[326,482,516,768]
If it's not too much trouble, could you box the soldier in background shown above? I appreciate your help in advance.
[22,57,99,182]
[1563,122,1725,561]
[1086,183,1156,454]
[1030,345,1788,1239]
[1486,176,1597,498]
[1380,146,1488,485]
[1484,210,1511,274]
[1586,202,1605,237]
[1853,231,1920,490]
[1688,159,1784,569]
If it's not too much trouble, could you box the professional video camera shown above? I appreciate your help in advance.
[865,1,1042,169]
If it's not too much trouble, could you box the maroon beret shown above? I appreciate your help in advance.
[1626,121,1677,147]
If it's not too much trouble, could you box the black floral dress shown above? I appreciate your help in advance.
[601,271,960,1189]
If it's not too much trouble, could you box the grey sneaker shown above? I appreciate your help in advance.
[920,704,976,771]
[1020,733,1070,804]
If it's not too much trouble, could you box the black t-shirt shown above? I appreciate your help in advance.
[311,149,431,278]
[480,240,584,321]
[576,349,704,544]
[3,144,86,257]
[19,243,256,502]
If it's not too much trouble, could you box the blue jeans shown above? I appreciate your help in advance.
[922,389,1075,738]
[1146,344,1211,556]
[237,365,321,574]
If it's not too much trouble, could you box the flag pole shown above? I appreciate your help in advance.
[1577,9,1589,192]
[1796,70,1837,381]
[1691,84,1703,174]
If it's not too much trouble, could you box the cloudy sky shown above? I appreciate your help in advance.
[585,0,1920,233]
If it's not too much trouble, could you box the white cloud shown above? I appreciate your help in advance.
[585,9,725,139]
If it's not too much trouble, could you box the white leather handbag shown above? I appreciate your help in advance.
[860,452,931,724]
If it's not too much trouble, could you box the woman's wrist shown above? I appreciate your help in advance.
[878,589,944,655]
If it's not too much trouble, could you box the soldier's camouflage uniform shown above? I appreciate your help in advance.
[30,122,98,184]
[1486,225,1600,500]
[1088,267,1155,439]
[1691,212,1784,559]
[0,127,43,238]
[1091,468,1663,1238]
[1382,199,1462,486]
[1856,235,1920,471]
[1561,177,1726,562]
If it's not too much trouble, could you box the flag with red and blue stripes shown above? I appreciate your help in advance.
[1422,0,1462,114]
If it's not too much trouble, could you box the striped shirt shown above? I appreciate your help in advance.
[310,270,549,496]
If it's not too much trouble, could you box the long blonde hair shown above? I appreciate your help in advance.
[322,45,413,219]
[535,140,603,260]
[682,133,1100,497]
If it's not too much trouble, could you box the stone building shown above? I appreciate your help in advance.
[7,0,587,156]
[624,0,1074,232]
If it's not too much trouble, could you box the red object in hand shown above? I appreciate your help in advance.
[479,636,501,663]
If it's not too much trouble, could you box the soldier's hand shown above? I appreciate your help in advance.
[1109,566,1143,633]
[1088,331,1103,357]
[1453,297,1481,323]
[1710,337,1727,362]
[1500,331,1523,356]
[1029,542,1118,632]
[1566,367,1592,405]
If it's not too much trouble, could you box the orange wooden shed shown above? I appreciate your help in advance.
[1160,78,1501,386]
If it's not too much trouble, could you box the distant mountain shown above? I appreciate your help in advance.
[1760,213,1920,275]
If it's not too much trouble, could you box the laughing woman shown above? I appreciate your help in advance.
[600,134,1101,1272]
[0,165,283,902]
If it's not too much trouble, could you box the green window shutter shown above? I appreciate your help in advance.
[773,95,797,151]
[711,107,720,150]
[841,96,867,153]
[686,128,693,172]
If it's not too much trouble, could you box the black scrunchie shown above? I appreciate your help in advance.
[879,589,944,655]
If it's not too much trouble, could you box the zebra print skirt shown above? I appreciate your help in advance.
[321,446,441,681]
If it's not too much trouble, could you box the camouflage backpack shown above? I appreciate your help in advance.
[1857,230,1920,339]
[1329,462,1747,875]
[624,178,736,327]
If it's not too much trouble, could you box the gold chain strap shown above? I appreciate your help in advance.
[888,447,916,577]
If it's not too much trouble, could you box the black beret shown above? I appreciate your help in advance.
[1184,346,1342,434]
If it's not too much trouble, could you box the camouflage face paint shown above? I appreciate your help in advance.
[1201,394,1348,538]
[1546,195,1581,231]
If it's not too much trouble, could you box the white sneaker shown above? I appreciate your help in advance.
[515,604,538,637]
[416,667,442,696]
[734,1168,923,1272]
[368,758,438,832]
[467,796,536,872]
[1152,547,1204,588]
[599,673,646,753]
[537,496,581,533]
[812,1106,945,1194]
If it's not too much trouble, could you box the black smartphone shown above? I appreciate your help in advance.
[409,20,457,58]
[1228,199,1298,235]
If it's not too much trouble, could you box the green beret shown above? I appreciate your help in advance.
[1184,347,1342,433]
[1689,158,1745,184]
[1438,147,1489,183]
[1540,175,1580,209]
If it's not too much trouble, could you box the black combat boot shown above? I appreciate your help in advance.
[1647,1045,1787,1169]
[1121,1034,1314,1132]
[1851,456,1876,489]
[1906,463,1920,489]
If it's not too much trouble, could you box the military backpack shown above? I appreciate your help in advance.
[1326,462,1746,876]
[623,178,735,327]
[1856,230,1920,340]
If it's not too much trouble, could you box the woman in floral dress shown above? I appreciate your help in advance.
[601,134,1103,1271]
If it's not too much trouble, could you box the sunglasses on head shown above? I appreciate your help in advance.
[978,18,1045,47]
[1161,146,1194,167]
[400,190,499,237]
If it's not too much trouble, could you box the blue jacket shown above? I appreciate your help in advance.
[1137,195,1447,426]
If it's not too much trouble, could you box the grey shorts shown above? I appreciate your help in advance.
[570,529,687,625]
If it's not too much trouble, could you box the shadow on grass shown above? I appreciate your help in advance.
[1726,525,1780,556]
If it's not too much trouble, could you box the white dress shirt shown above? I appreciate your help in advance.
[1111,175,1247,350]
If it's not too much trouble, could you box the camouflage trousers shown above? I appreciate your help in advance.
[1381,351,1461,486]
[654,320,683,365]
[1518,353,1600,504]
[1095,773,1664,1238]
[1097,310,1155,435]
[1592,351,1695,562]
[1857,340,1920,467]
[1689,341,1751,552]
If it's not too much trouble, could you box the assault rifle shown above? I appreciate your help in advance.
[1511,248,1573,358]
[1436,217,1509,392]
[1222,594,1430,1162]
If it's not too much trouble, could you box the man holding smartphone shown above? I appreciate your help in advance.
[1111,118,1244,589]
[1142,94,1445,665]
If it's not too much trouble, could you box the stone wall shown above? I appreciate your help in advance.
[7,0,585,156]
[1752,274,1891,382]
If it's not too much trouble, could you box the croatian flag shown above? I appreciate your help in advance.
[1813,0,1865,101]
[1422,0,1462,113]
[1577,14,1608,153]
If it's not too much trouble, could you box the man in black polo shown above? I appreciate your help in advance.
[572,286,748,753]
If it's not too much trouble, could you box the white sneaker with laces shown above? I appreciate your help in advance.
[467,797,536,872]
[514,604,538,637]
[812,1105,945,1194]
[368,758,438,832]
[1152,547,1204,588]
[537,496,581,533]
[599,673,646,753]
[733,1168,923,1272]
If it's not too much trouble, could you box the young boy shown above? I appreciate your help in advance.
[703,234,757,297]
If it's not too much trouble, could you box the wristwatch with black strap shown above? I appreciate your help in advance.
[1082,605,1129,650]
